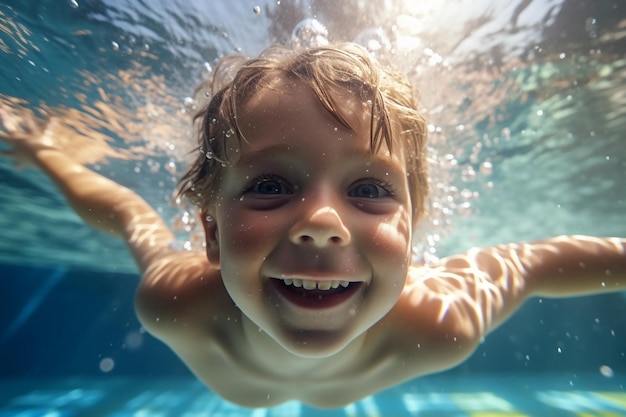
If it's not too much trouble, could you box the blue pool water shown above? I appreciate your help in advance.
[1,0,626,415]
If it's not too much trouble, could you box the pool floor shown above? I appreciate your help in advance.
[0,374,625,416]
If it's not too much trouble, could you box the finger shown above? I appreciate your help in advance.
[24,111,39,134]
[43,116,59,131]
[0,129,28,141]
[0,108,19,134]
[40,118,59,147]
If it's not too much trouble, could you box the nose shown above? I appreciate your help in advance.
[289,201,351,248]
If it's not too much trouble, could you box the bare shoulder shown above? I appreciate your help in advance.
[386,249,533,352]
[134,250,233,337]
[388,261,490,346]
[367,261,493,378]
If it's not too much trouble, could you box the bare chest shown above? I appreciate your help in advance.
[188,331,413,408]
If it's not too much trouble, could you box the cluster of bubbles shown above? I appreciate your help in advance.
[96,329,145,374]
[290,18,329,49]
[69,0,153,57]
[353,28,392,57]
[289,18,393,58]
[110,34,151,56]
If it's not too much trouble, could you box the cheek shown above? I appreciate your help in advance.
[372,211,412,256]
[365,214,412,282]
[218,208,286,258]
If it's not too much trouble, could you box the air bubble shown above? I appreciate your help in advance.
[585,17,599,38]
[99,357,115,373]
[253,5,261,14]
[124,331,143,350]
[182,96,196,113]
[181,211,192,225]
[353,28,391,56]
[599,365,614,378]
[480,161,493,175]
[69,0,79,8]
[165,161,177,174]
[291,18,328,49]
[201,62,213,80]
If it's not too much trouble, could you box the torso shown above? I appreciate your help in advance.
[136,254,481,408]
[193,324,402,407]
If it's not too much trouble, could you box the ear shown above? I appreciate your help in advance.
[201,210,220,267]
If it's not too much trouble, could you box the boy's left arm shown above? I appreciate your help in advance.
[404,235,625,341]
[478,235,625,333]
[514,235,625,296]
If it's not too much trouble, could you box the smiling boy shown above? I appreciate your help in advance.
[1,43,625,409]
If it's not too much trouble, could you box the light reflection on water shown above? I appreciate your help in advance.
[0,0,625,272]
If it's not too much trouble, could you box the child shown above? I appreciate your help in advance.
[1,43,624,409]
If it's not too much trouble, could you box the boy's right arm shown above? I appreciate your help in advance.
[1,107,225,349]
[0,107,178,273]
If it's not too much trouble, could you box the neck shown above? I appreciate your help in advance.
[240,314,367,377]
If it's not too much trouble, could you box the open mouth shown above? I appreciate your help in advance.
[271,278,362,309]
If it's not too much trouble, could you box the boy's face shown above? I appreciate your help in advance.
[204,78,413,358]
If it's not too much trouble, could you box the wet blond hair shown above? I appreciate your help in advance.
[178,42,428,222]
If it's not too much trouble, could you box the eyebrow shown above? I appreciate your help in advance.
[233,145,295,166]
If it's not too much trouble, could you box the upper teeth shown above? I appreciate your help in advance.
[282,279,350,290]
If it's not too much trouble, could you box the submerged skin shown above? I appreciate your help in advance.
[1,79,625,408]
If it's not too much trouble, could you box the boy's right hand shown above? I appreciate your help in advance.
[0,106,58,168]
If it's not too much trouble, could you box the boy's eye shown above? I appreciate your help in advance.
[245,176,293,195]
[349,181,393,199]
